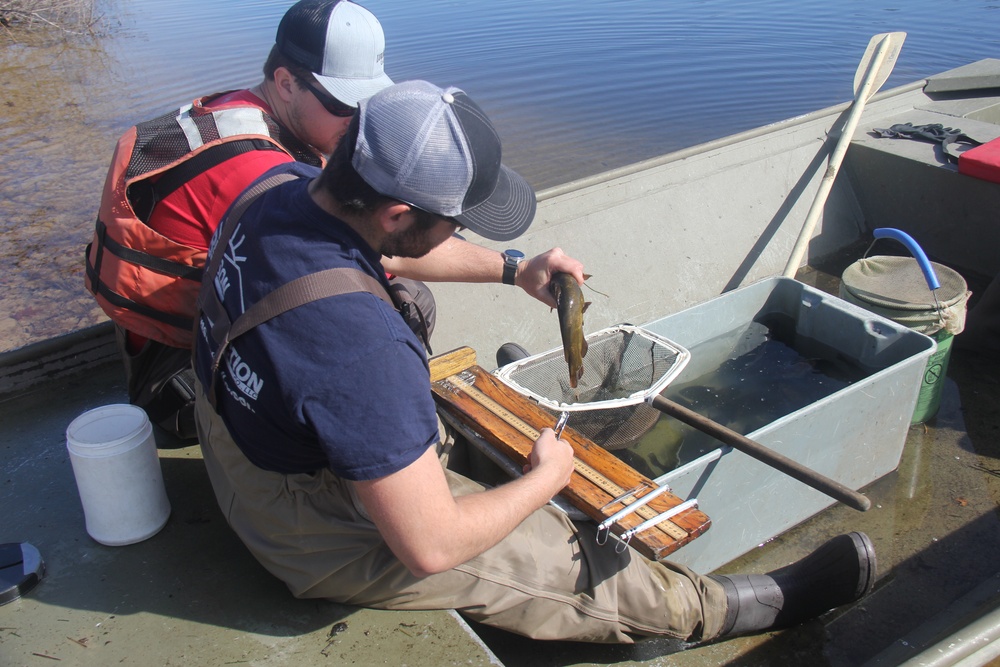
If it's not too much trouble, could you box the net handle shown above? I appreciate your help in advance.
[648,395,871,512]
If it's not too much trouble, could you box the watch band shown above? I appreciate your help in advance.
[502,249,524,286]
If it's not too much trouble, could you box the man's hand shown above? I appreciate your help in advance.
[382,239,587,310]
[353,430,574,578]
[515,248,586,309]
[522,427,575,488]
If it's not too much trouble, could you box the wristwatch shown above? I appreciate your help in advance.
[501,249,525,286]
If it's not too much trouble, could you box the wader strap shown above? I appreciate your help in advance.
[227,268,392,342]
[198,171,299,304]
[197,171,395,408]
[204,268,393,408]
[388,280,433,355]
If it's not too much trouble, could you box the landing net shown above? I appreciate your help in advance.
[494,325,690,449]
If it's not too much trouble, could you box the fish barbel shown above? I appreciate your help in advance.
[550,272,590,388]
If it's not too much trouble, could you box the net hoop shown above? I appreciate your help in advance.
[493,325,691,412]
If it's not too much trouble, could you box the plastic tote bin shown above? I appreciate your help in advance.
[639,277,934,572]
[839,228,971,424]
[66,404,171,546]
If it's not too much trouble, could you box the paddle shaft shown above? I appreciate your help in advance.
[649,394,872,512]
[782,34,898,278]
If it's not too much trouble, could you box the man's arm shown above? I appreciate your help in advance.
[352,428,574,578]
[383,236,586,308]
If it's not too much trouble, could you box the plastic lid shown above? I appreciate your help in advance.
[840,256,971,336]
[842,256,968,309]
[0,542,45,605]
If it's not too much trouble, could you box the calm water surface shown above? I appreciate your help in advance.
[1,0,998,349]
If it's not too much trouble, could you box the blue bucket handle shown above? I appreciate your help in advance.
[872,228,941,291]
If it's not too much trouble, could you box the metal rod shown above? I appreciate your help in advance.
[620,499,700,543]
[648,395,871,512]
[598,483,675,534]
[600,481,655,513]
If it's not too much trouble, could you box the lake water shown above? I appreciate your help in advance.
[1,0,998,350]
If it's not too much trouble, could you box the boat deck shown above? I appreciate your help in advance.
[5,60,1000,666]
[3,262,1000,667]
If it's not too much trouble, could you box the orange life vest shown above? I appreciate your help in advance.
[85,93,323,348]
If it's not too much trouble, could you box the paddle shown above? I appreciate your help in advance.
[648,394,872,512]
[782,32,906,278]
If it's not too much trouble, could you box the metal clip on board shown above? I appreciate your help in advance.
[596,482,676,546]
[617,499,700,553]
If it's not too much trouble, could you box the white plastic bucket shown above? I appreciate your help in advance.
[66,405,171,546]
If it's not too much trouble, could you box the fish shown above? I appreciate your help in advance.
[550,272,591,388]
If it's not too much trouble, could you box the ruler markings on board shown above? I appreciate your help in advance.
[444,372,686,540]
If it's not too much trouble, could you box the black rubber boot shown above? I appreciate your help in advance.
[496,342,530,367]
[709,532,876,639]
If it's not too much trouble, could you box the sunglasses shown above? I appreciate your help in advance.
[298,78,356,118]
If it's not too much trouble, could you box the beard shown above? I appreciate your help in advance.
[380,212,445,259]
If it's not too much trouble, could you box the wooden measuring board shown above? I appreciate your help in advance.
[429,347,710,562]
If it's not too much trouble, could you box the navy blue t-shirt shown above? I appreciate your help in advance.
[194,162,440,480]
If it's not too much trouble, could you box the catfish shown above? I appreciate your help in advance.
[550,272,590,388]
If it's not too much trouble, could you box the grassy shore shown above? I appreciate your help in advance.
[1,0,101,41]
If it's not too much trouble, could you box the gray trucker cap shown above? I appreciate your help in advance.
[352,80,536,241]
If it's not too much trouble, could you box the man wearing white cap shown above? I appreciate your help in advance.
[86,0,402,444]
[191,80,877,646]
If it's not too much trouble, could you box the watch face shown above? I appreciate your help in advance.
[501,249,523,285]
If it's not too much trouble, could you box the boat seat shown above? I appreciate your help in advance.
[844,102,1000,280]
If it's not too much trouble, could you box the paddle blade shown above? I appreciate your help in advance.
[853,32,906,99]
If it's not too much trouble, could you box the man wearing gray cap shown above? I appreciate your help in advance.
[191,79,877,646]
